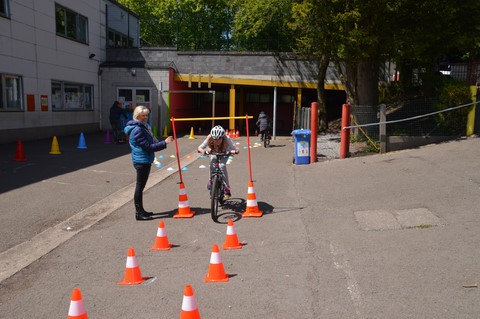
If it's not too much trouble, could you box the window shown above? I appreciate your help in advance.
[0,74,23,111]
[107,29,134,48]
[246,93,272,103]
[55,4,88,44]
[52,81,93,110]
[0,0,9,18]
[280,94,295,103]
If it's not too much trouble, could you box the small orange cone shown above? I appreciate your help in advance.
[118,247,147,285]
[205,244,229,282]
[180,285,201,319]
[49,136,61,155]
[173,182,195,218]
[13,140,27,162]
[67,288,88,319]
[222,219,242,250]
[242,180,263,217]
[151,220,172,250]
[225,129,230,138]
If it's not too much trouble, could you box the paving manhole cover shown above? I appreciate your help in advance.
[354,208,444,231]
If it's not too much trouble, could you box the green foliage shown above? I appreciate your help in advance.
[229,0,296,51]
[434,80,472,134]
[379,82,403,104]
[118,0,232,50]
[117,0,480,111]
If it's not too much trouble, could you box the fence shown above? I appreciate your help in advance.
[294,106,311,130]
[345,99,478,153]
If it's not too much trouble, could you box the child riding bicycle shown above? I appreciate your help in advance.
[256,111,272,141]
[197,125,239,198]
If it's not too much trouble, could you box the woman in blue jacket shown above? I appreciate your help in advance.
[124,106,173,220]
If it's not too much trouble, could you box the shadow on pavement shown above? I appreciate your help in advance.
[0,132,131,194]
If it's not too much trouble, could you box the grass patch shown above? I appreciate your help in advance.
[415,224,433,229]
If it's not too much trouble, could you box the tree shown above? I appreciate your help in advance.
[118,0,231,50]
[229,0,295,51]
[289,0,339,131]
[393,0,480,94]
[119,0,480,134]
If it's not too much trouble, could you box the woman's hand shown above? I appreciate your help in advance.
[165,136,174,144]
[230,150,239,155]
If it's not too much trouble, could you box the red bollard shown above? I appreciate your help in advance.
[310,102,318,164]
[340,103,351,159]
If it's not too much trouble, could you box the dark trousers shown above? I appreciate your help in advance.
[134,164,151,212]
[259,129,268,141]
[110,120,124,142]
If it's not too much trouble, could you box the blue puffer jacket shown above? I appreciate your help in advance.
[124,120,167,164]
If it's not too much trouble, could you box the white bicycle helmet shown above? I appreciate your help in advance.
[210,125,225,139]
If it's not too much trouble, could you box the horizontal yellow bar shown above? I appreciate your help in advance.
[175,74,345,90]
[172,116,253,121]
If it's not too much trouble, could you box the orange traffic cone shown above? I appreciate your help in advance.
[179,285,201,319]
[13,140,27,162]
[242,180,263,217]
[222,219,242,250]
[225,129,230,138]
[67,288,88,319]
[173,182,195,218]
[151,220,172,250]
[49,136,61,155]
[118,247,147,285]
[236,130,240,138]
[205,244,229,282]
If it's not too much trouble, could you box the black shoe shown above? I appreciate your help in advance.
[136,212,153,220]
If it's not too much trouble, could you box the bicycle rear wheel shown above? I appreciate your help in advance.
[210,175,221,221]
[264,134,270,148]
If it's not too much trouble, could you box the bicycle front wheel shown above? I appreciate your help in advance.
[210,175,221,221]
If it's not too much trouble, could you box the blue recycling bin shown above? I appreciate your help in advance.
[291,129,311,165]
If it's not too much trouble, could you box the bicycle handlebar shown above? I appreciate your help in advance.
[204,151,236,156]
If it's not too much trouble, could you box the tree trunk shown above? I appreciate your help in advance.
[344,61,358,105]
[316,56,329,132]
[353,59,380,139]
[356,59,379,106]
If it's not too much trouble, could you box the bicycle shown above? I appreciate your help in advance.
[263,130,271,148]
[204,151,232,221]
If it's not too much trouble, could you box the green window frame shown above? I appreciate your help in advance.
[55,3,88,44]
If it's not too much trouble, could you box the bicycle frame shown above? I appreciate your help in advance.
[264,130,271,148]
[207,152,230,221]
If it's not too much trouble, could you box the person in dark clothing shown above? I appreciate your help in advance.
[124,106,174,221]
[109,101,128,144]
[256,111,272,141]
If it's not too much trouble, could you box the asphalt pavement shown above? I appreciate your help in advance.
[1,132,480,318]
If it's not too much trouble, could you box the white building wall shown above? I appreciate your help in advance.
[0,0,112,142]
